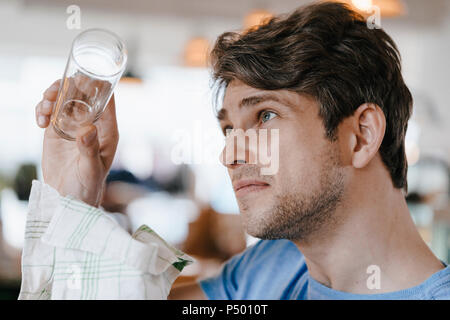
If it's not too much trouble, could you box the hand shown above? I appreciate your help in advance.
[35,79,119,207]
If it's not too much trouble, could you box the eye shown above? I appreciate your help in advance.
[260,110,277,123]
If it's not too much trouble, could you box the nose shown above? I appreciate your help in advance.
[219,147,246,169]
[219,129,257,169]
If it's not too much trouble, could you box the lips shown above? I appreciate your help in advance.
[233,179,270,197]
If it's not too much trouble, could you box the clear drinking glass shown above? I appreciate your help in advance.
[50,28,127,140]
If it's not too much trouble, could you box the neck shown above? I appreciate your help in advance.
[294,167,444,294]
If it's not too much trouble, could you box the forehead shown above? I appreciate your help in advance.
[222,80,287,112]
[223,80,263,106]
[219,79,315,118]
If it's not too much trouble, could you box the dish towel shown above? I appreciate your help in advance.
[19,179,194,300]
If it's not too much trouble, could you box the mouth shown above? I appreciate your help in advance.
[233,179,270,198]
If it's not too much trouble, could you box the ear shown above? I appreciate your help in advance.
[350,103,386,169]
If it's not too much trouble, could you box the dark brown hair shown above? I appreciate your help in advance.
[210,1,413,190]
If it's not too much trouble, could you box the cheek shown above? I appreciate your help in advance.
[276,127,325,190]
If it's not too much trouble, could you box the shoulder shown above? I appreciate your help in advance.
[221,238,305,284]
[198,239,306,299]
[426,266,450,300]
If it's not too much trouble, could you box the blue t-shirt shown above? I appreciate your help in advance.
[199,239,450,299]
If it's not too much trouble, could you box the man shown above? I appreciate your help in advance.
[30,1,449,299]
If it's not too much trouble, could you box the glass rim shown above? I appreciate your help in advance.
[70,28,128,79]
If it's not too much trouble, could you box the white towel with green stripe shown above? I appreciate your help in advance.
[19,180,194,300]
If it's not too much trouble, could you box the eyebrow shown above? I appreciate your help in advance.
[239,93,282,109]
[216,93,283,122]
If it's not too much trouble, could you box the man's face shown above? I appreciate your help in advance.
[219,80,346,242]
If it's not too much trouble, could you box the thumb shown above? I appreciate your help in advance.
[76,125,100,160]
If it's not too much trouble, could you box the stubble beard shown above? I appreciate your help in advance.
[241,146,345,243]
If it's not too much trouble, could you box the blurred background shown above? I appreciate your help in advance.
[0,0,449,299]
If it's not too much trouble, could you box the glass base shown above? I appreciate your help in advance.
[51,122,76,141]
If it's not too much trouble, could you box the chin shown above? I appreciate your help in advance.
[244,223,283,240]
[239,206,274,238]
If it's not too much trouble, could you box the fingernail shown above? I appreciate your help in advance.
[38,115,47,127]
[82,128,97,145]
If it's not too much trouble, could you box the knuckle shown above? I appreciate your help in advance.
[42,100,53,113]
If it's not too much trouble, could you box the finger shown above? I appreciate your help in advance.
[36,114,49,128]
[95,94,119,167]
[39,100,54,116]
[97,94,117,128]
[76,125,100,160]
[43,79,61,101]
[96,94,119,144]
[35,101,50,128]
